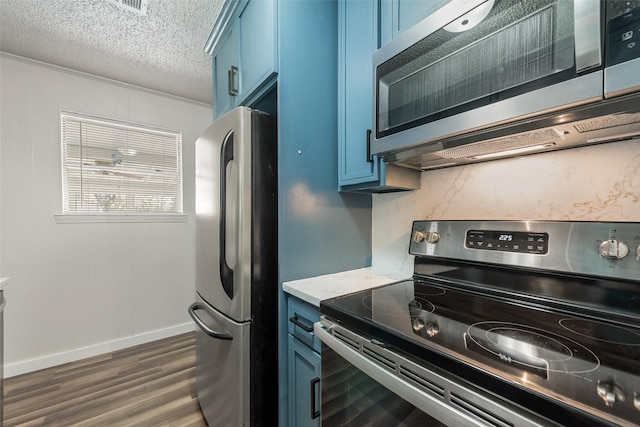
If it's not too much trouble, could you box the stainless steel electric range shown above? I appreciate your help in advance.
[316,221,640,427]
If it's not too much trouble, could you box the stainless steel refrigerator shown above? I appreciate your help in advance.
[188,107,278,426]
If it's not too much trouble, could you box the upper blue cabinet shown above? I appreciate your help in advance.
[379,0,451,45]
[338,0,419,192]
[206,0,278,119]
[212,23,239,116]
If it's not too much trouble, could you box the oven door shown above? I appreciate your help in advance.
[315,320,556,427]
[372,0,603,156]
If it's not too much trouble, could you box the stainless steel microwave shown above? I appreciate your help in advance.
[372,0,640,170]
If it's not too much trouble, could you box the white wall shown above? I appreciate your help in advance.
[0,54,212,375]
[372,140,640,276]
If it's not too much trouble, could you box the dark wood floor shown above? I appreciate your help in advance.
[3,332,207,426]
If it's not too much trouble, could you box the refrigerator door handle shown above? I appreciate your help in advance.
[219,132,235,299]
[188,302,234,340]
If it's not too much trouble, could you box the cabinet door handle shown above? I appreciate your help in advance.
[228,65,238,96]
[289,315,314,333]
[366,129,373,163]
[310,377,321,419]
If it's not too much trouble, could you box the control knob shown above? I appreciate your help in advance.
[598,240,629,259]
[425,323,439,337]
[412,317,425,332]
[413,231,426,243]
[597,381,625,407]
[411,318,439,337]
[413,231,440,244]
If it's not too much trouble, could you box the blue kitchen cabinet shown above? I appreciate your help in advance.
[277,0,372,419]
[238,0,277,106]
[212,23,238,117]
[288,336,321,427]
[208,1,374,425]
[287,297,321,427]
[379,0,451,45]
[209,0,278,119]
[338,0,420,192]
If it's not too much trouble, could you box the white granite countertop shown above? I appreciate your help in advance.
[0,277,9,290]
[283,267,408,307]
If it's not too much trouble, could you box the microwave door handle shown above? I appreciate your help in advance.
[219,132,234,299]
[188,303,234,340]
[574,0,602,71]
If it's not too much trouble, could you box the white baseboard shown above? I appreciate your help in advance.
[4,322,195,378]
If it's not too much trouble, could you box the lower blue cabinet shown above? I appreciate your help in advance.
[288,335,321,427]
[287,297,321,427]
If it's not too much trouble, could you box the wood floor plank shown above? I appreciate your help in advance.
[3,332,206,427]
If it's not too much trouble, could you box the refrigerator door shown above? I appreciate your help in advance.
[196,107,253,321]
[189,293,250,426]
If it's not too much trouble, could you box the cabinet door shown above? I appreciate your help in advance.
[213,24,239,118]
[338,0,381,187]
[288,334,321,427]
[238,0,277,104]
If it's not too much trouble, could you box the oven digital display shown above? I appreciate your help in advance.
[465,230,549,254]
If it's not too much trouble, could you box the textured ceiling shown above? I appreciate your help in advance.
[0,0,223,104]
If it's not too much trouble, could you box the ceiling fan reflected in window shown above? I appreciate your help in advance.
[61,111,183,214]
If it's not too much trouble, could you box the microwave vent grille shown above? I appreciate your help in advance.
[574,112,640,133]
[434,128,564,159]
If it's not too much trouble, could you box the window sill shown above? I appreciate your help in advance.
[54,213,189,224]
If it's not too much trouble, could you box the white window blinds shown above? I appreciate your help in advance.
[61,112,183,214]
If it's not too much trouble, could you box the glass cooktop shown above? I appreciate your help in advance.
[320,267,640,427]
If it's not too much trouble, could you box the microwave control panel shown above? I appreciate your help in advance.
[607,2,640,66]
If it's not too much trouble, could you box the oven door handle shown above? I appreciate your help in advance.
[314,322,446,417]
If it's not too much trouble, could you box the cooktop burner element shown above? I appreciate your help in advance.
[465,321,600,379]
[560,318,640,346]
[321,220,640,427]
[360,283,437,317]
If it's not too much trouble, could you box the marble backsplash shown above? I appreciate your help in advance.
[371,139,640,276]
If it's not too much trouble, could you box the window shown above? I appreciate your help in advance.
[60,112,183,216]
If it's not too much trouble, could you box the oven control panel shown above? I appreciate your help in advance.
[465,230,549,254]
[409,220,640,282]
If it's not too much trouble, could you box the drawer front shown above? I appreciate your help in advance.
[287,297,321,353]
